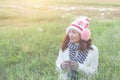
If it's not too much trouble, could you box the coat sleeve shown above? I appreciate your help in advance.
[55,49,65,73]
[78,46,98,77]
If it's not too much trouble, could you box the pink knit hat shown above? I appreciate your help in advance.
[66,16,91,41]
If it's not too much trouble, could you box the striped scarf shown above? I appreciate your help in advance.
[67,42,88,80]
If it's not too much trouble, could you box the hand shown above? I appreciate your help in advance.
[69,61,79,71]
[61,60,70,71]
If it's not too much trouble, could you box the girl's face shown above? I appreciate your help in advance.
[68,29,80,43]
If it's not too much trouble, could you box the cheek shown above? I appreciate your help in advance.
[69,32,80,43]
[75,34,80,41]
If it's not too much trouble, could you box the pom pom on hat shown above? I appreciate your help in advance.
[81,29,91,41]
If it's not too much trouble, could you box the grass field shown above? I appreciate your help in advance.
[0,0,120,80]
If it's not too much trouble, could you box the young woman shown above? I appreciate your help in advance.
[56,16,98,80]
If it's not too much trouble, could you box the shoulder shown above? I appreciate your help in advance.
[91,44,98,52]
[88,44,98,55]
[59,48,69,54]
[60,48,69,52]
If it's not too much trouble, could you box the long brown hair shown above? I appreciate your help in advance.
[60,34,93,52]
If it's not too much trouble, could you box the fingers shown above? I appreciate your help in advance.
[69,61,76,66]
[69,61,79,70]
[61,61,70,71]
[62,62,69,67]
[62,64,69,70]
[61,61,79,71]
[63,60,71,64]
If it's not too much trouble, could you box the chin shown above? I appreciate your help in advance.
[70,40,75,43]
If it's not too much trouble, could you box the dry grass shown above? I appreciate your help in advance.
[0,0,120,80]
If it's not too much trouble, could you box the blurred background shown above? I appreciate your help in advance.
[0,0,120,80]
[0,0,120,24]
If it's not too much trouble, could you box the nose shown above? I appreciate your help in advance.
[68,32,73,37]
